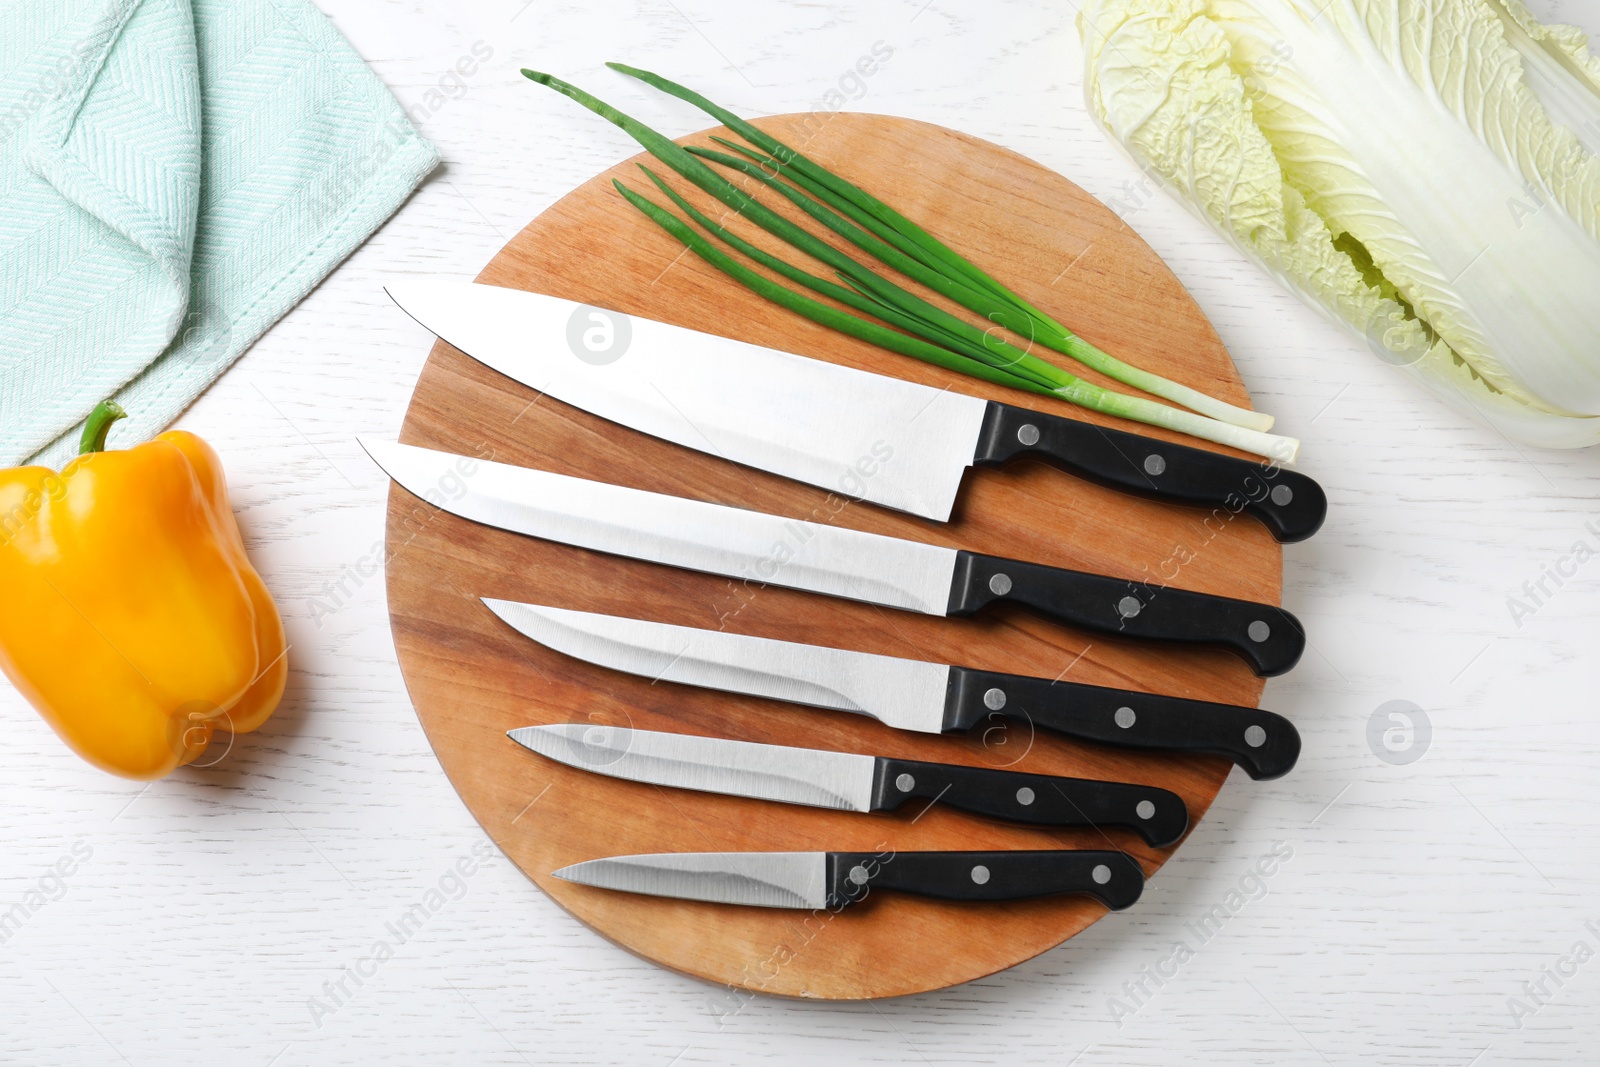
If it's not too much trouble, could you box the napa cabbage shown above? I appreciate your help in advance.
[1080,0,1600,446]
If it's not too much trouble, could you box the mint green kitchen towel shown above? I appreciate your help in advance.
[0,0,439,467]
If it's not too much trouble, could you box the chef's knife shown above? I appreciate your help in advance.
[385,280,1325,543]
[486,601,1299,780]
[363,440,1304,675]
[509,723,1189,846]
[552,849,1144,910]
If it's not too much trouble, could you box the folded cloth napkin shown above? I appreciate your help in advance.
[0,0,438,466]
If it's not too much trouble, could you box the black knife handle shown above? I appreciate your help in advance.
[825,849,1143,911]
[974,402,1326,543]
[869,757,1188,847]
[944,667,1300,780]
[946,551,1304,677]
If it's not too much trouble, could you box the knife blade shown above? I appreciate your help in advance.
[385,280,1326,543]
[508,723,1188,846]
[363,439,1304,675]
[551,849,1144,911]
[485,601,1299,780]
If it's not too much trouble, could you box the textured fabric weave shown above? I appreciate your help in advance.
[0,0,438,466]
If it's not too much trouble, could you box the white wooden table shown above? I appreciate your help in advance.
[4,2,1598,1063]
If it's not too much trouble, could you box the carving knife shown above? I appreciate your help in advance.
[385,280,1326,543]
[508,723,1189,846]
[362,439,1305,675]
[486,600,1299,780]
[552,849,1145,911]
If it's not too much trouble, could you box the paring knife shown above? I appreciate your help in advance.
[385,280,1326,543]
[509,723,1189,846]
[486,601,1299,780]
[553,849,1144,911]
[363,440,1304,675]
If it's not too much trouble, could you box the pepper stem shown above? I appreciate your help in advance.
[79,401,127,455]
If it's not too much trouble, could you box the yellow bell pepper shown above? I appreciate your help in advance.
[0,402,287,779]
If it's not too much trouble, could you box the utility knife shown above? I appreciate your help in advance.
[510,723,1189,846]
[553,848,1145,911]
[487,601,1299,780]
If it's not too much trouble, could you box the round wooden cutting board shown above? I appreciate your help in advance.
[384,113,1281,999]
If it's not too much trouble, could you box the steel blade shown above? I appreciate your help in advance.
[508,724,875,811]
[483,600,951,733]
[551,851,827,909]
[385,280,990,521]
[361,439,958,615]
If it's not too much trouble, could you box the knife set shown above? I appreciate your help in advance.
[368,281,1326,914]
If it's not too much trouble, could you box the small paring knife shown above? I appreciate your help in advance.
[387,280,1326,543]
[486,601,1300,780]
[509,724,1189,847]
[552,849,1145,911]
[363,439,1305,676]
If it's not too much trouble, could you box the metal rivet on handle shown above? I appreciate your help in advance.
[1016,787,1035,806]
[1017,424,1041,447]
[1091,864,1112,885]
[1136,800,1156,820]
[1247,620,1271,643]
[1143,454,1166,476]
[970,865,991,885]
[1271,484,1294,506]
[1118,595,1142,619]
[983,687,1007,710]
[1244,725,1267,748]
[989,573,1013,596]
[895,773,916,792]
[1115,706,1137,729]
[848,865,869,885]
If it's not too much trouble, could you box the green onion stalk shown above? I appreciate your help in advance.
[522,68,1298,463]
[606,62,1275,436]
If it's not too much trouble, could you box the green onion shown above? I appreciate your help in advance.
[616,178,1297,462]
[523,70,1088,391]
[608,63,1015,300]
[607,62,1276,435]
[683,143,1049,367]
[686,144,1008,319]
[610,179,1068,397]
[523,72,902,309]
[523,68,1299,462]
[703,135,960,277]
[635,164,1061,389]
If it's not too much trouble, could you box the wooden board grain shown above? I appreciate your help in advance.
[384,113,1281,999]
